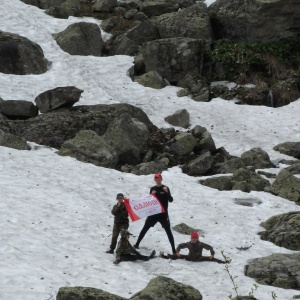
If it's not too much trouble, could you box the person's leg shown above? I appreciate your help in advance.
[195,256,227,264]
[161,218,176,253]
[120,254,138,262]
[136,254,149,261]
[134,218,155,248]
[110,223,120,251]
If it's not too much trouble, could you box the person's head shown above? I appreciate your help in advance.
[190,232,199,243]
[154,173,162,185]
[121,229,132,239]
[116,193,124,203]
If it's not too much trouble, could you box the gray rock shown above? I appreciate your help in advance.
[154,3,213,40]
[198,131,216,153]
[182,151,214,176]
[134,71,168,89]
[169,132,196,156]
[132,12,148,21]
[103,113,150,165]
[241,147,275,169]
[140,1,178,18]
[0,31,48,75]
[20,0,66,9]
[245,252,300,290]
[191,125,207,138]
[129,159,168,175]
[58,130,119,168]
[172,223,204,236]
[0,100,38,118]
[130,276,202,300]
[199,175,233,191]
[110,20,160,56]
[165,109,190,129]
[92,0,117,12]
[124,9,138,19]
[286,162,300,175]
[100,16,119,32]
[259,211,300,251]
[53,22,103,56]
[215,157,246,174]
[45,6,69,19]
[35,86,83,113]
[141,38,204,83]
[56,286,126,300]
[274,142,300,159]
[208,0,300,42]
[0,129,30,150]
[177,88,190,97]
[266,169,300,205]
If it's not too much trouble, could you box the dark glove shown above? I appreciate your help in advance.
[113,259,120,265]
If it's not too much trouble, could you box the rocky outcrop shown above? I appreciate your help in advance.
[131,276,202,300]
[139,1,178,18]
[0,100,38,119]
[140,38,204,84]
[153,3,213,40]
[53,22,103,56]
[0,129,30,150]
[5,103,152,149]
[259,212,300,251]
[57,276,202,300]
[208,0,300,42]
[92,0,117,12]
[0,31,48,75]
[34,86,83,113]
[245,253,300,290]
[200,168,271,192]
[265,169,300,205]
[274,142,300,159]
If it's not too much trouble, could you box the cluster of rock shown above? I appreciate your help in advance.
[56,276,203,300]
[18,0,300,106]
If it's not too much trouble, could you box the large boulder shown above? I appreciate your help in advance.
[265,169,300,205]
[139,1,179,17]
[182,151,214,176]
[56,286,126,300]
[245,253,300,290]
[8,103,153,149]
[140,38,204,84]
[0,129,30,150]
[58,130,119,168]
[92,0,118,12]
[169,132,197,156]
[34,86,83,113]
[0,100,38,119]
[208,0,300,42]
[109,20,160,56]
[259,212,300,251]
[273,141,300,159]
[153,3,213,40]
[0,31,48,75]
[241,147,275,169]
[285,162,300,175]
[103,113,150,165]
[53,22,103,56]
[130,276,202,300]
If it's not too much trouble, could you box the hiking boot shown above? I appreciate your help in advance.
[149,250,156,259]
[113,259,120,265]
[133,244,139,249]
[105,249,114,254]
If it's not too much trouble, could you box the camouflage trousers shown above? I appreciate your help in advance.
[110,223,128,251]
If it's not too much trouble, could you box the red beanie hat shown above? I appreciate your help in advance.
[191,232,199,239]
[154,173,162,179]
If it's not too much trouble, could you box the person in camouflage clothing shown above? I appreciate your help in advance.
[113,229,156,265]
[160,232,229,264]
[106,193,129,254]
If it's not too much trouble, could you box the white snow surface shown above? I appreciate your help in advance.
[0,1,299,300]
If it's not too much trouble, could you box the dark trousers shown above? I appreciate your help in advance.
[161,254,226,264]
[135,214,176,253]
[110,223,128,250]
[120,253,149,262]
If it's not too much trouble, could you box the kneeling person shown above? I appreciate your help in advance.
[113,229,156,265]
[160,232,229,264]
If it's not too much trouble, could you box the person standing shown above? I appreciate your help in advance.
[106,193,129,254]
[160,232,229,264]
[134,173,176,254]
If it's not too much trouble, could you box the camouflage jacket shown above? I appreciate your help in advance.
[176,241,215,261]
[111,202,129,225]
[115,238,139,259]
